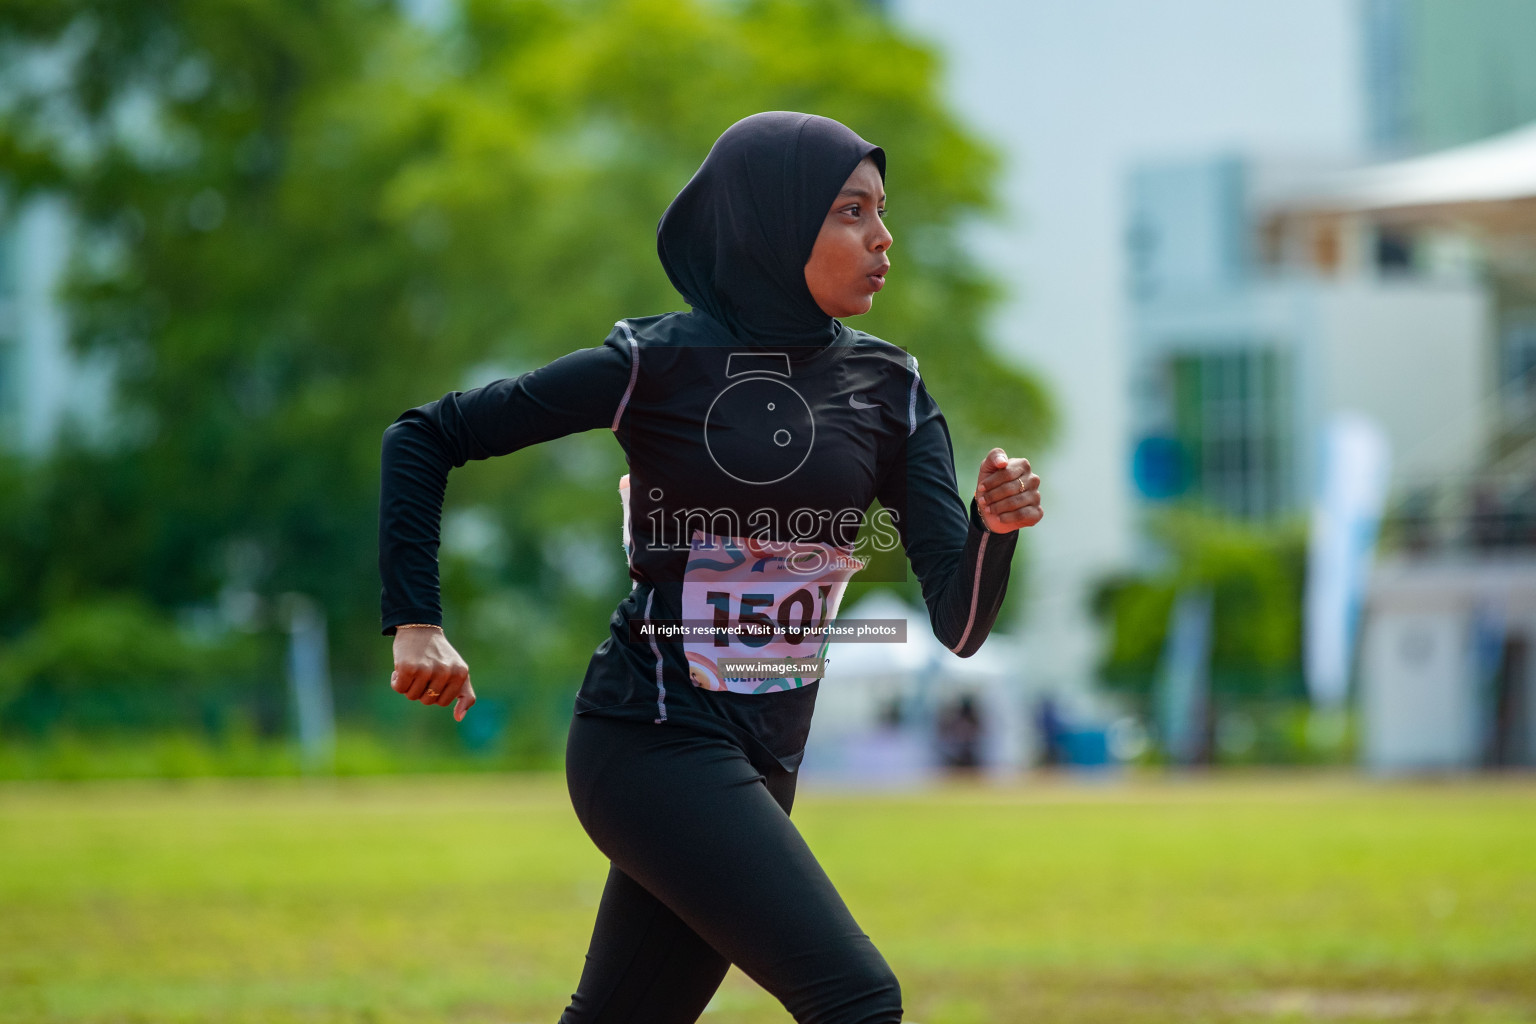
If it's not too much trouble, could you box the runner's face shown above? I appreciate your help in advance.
[803,157,891,318]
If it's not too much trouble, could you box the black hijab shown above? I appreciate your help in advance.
[657,111,885,350]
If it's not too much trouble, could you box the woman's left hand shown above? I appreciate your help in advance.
[974,448,1042,534]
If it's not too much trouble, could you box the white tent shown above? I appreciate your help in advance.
[805,589,1032,778]
[814,590,942,741]
[1301,120,1536,211]
[823,589,945,679]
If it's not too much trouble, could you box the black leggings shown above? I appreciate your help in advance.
[559,713,903,1024]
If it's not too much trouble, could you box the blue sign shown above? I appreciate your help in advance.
[1133,436,1187,500]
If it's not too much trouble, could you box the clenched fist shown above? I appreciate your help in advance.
[974,448,1042,534]
[391,626,476,722]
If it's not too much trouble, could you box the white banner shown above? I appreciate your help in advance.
[1305,413,1392,709]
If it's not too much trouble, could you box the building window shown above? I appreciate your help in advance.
[1170,348,1292,519]
[1501,313,1536,426]
[1374,225,1416,274]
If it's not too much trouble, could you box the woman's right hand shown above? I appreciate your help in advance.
[391,626,476,722]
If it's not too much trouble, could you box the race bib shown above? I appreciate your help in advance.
[681,530,865,694]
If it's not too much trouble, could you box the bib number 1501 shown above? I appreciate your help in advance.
[704,585,835,648]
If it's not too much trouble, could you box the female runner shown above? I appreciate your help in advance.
[379,111,1043,1024]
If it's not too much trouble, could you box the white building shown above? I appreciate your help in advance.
[1266,123,1536,771]
[892,0,1361,723]
[1125,153,1490,526]
[1360,557,1536,771]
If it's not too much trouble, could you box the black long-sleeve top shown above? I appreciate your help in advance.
[380,309,1018,772]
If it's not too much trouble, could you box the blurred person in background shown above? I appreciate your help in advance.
[378,111,1042,1023]
[936,692,985,771]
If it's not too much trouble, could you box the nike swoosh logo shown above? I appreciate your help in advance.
[849,394,879,409]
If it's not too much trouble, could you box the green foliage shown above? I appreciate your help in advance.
[0,596,263,742]
[0,0,1052,751]
[1093,509,1307,705]
[0,726,538,780]
[0,595,252,693]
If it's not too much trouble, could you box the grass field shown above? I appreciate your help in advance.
[1,772,1533,1023]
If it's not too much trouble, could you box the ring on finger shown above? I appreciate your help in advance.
[425,688,439,698]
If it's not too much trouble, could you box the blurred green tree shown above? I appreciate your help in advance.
[0,0,1052,760]
[1092,510,1306,709]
